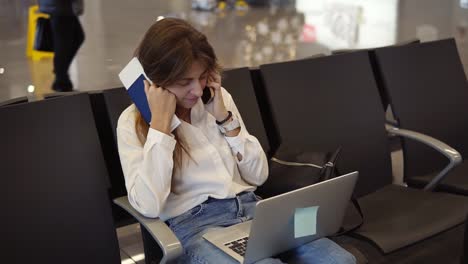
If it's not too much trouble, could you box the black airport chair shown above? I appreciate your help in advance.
[373,38,468,195]
[259,51,468,256]
[0,93,121,264]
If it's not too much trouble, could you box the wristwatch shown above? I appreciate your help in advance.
[218,117,240,134]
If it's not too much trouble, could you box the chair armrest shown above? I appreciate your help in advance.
[114,196,183,264]
[385,124,462,191]
[385,119,399,127]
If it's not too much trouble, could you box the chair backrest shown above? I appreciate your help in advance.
[88,88,133,225]
[332,39,421,55]
[94,87,132,194]
[0,94,120,264]
[332,39,421,110]
[374,38,468,178]
[464,214,468,264]
[101,88,133,140]
[259,52,393,197]
[250,67,282,156]
[43,91,83,99]
[0,96,29,107]
[222,67,273,156]
[42,91,113,190]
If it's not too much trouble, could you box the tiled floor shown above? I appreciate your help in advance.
[1,0,467,102]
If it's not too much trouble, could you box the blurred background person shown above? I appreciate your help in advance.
[38,0,85,92]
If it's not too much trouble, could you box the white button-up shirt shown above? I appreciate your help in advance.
[117,88,269,220]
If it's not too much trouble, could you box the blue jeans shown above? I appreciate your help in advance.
[166,192,356,264]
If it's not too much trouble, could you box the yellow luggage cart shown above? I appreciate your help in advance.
[26,5,54,61]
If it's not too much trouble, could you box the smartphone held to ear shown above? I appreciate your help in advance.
[202,87,215,104]
[118,57,181,131]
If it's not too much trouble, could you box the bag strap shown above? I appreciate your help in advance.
[329,198,364,237]
[270,157,323,169]
[321,147,342,181]
[271,147,342,170]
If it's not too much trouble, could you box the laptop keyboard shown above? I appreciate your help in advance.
[224,237,249,256]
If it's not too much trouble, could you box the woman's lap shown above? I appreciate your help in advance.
[168,192,356,264]
[179,234,355,264]
[286,238,356,264]
[179,231,284,264]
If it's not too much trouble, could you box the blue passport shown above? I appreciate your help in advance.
[127,74,152,123]
[119,57,180,131]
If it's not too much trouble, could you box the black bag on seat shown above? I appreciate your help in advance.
[255,144,364,236]
[255,144,341,199]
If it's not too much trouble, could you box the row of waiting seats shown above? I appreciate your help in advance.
[1,38,467,264]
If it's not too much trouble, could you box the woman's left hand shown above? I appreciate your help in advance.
[205,72,230,122]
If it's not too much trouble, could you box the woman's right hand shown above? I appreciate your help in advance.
[144,80,176,135]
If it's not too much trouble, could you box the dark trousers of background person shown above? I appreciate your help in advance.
[50,14,84,91]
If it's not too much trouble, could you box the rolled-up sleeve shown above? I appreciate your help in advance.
[222,89,269,186]
[117,113,176,218]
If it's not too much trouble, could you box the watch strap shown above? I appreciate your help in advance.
[218,117,240,134]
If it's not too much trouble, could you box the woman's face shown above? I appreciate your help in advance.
[165,60,209,109]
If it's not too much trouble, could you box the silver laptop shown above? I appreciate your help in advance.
[202,171,358,264]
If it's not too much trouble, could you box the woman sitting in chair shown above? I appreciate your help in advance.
[117,18,356,264]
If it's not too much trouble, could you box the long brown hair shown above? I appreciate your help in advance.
[134,18,221,169]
